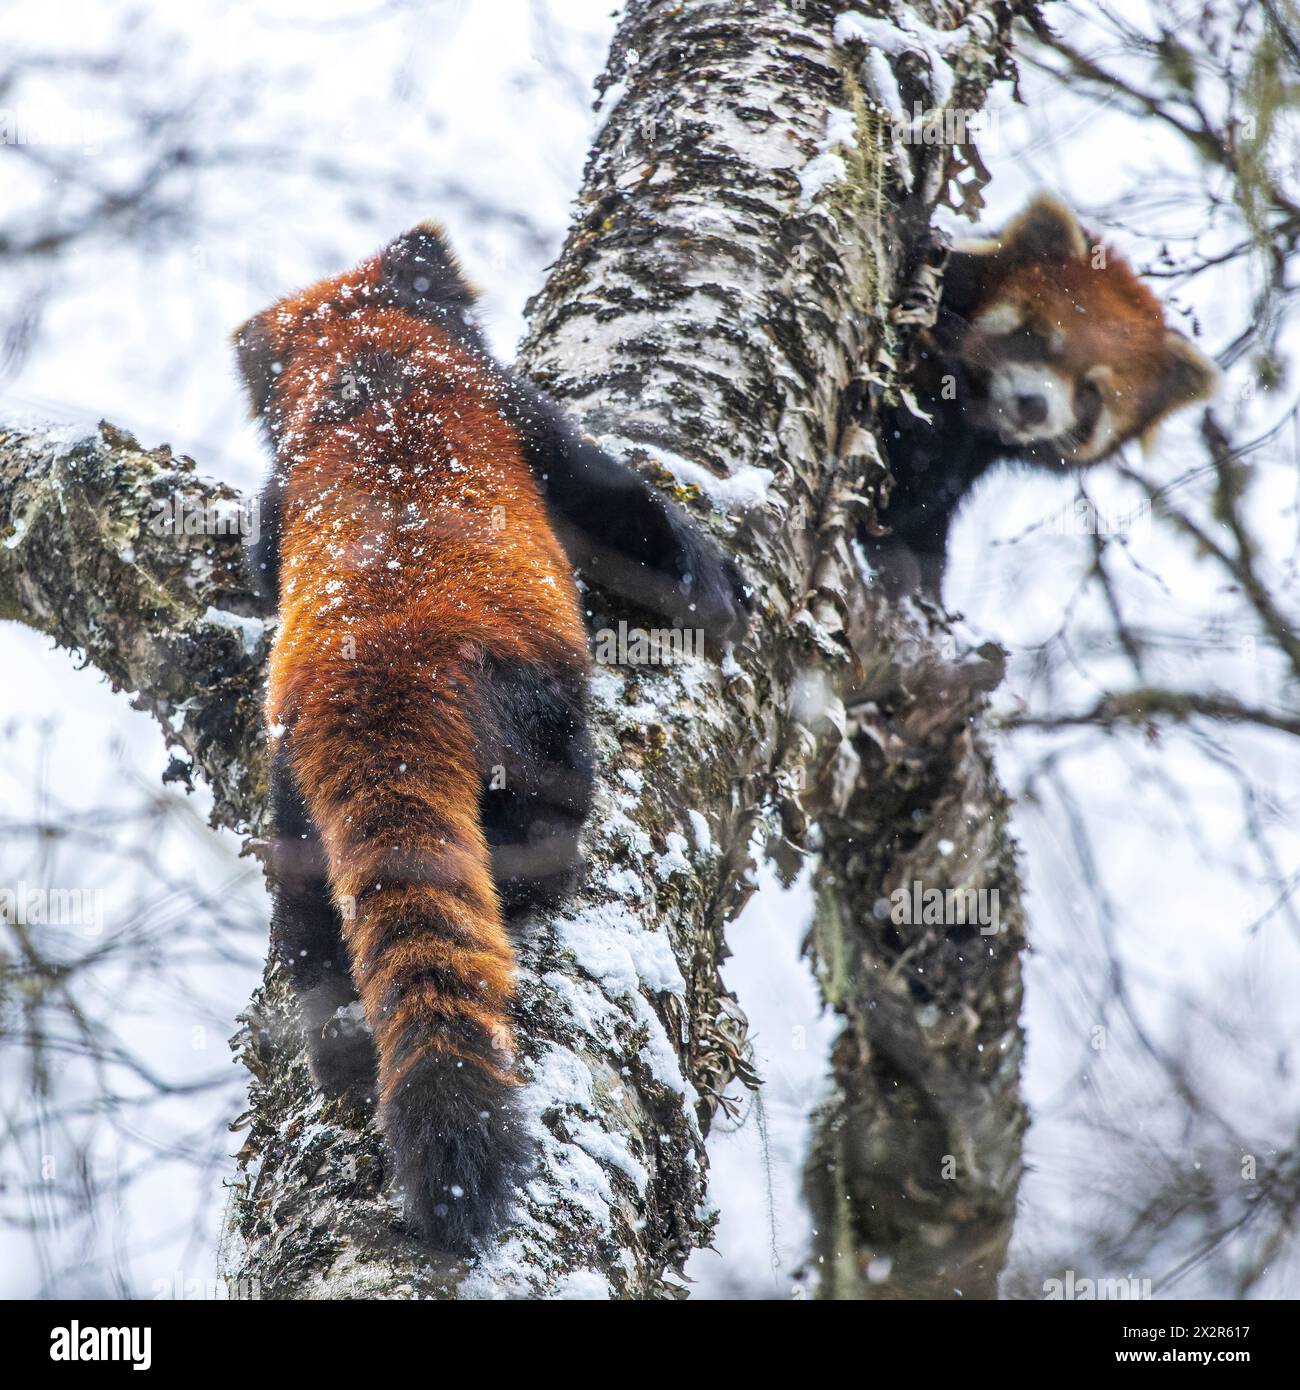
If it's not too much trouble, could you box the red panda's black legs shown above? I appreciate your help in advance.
[473,655,595,919]
[505,382,753,644]
[268,750,377,1112]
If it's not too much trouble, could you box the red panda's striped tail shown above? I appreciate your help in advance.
[284,666,529,1253]
[332,779,528,1252]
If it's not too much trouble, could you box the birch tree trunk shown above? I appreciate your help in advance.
[0,0,1028,1298]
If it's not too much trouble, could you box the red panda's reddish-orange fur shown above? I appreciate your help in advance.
[241,242,591,1252]
[970,258,1170,411]
[268,297,589,1087]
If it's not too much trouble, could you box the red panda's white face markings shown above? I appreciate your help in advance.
[946,194,1217,466]
[966,300,1081,450]
[959,269,1179,465]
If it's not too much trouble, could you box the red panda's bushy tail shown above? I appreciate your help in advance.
[281,641,527,1253]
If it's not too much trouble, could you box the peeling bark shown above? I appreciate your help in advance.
[805,636,1027,1299]
[0,0,1031,1299]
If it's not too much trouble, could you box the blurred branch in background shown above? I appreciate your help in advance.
[0,718,265,1298]
[1028,0,1300,369]
[970,0,1300,1298]
[0,0,591,452]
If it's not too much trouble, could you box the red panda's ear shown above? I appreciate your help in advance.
[950,194,1088,264]
[232,311,283,421]
[998,194,1089,264]
[380,223,479,319]
[1140,331,1218,450]
[944,194,1088,316]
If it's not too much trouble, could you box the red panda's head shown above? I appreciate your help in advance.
[941,195,1217,465]
[233,223,481,441]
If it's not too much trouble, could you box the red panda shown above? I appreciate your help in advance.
[234,225,750,1253]
[872,194,1218,592]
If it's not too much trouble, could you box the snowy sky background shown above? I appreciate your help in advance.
[0,0,1296,1298]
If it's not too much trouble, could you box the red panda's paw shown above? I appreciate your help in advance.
[663,509,754,645]
[305,1005,378,1120]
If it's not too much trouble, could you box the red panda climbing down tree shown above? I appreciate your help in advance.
[234,225,751,1254]
[870,193,1218,593]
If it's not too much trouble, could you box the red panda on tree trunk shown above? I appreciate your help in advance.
[235,225,751,1254]
[871,194,1218,594]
